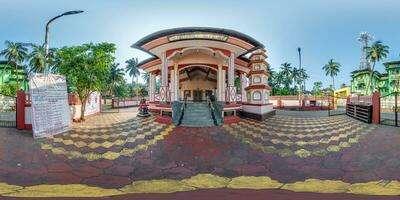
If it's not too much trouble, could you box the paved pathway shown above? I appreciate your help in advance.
[0,108,399,198]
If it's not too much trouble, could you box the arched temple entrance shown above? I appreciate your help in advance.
[133,27,275,126]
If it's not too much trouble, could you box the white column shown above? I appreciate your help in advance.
[240,73,247,103]
[160,52,169,104]
[170,69,175,102]
[222,69,226,102]
[217,64,223,101]
[228,52,235,87]
[226,52,236,103]
[149,72,156,102]
[174,64,179,101]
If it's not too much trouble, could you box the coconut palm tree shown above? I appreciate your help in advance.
[125,57,140,86]
[280,62,292,90]
[322,59,341,91]
[141,72,149,84]
[28,44,46,73]
[299,68,309,92]
[109,63,125,96]
[0,41,28,90]
[365,41,389,94]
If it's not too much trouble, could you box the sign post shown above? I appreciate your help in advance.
[29,73,71,138]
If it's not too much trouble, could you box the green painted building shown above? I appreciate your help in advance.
[351,61,400,96]
[0,61,29,92]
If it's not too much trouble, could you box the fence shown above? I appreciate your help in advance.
[269,96,332,110]
[380,92,399,126]
[0,94,16,127]
[112,97,142,108]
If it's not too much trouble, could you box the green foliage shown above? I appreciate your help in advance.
[322,59,341,89]
[268,64,309,96]
[0,83,18,96]
[141,72,149,84]
[0,41,29,89]
[125,57,140,84]
[28,44,45,73]
[108,62,125,95]
[365,41,390,94]
[114,82,130,97]
[280,62,293,89]
[139,86,148,97]
[312,81,323,96]
[54,42,116,120]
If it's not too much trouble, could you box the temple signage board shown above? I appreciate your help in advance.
[29,73,71,138]
[168,32,229,42]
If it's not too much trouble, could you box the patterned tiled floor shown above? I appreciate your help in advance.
[224,115,376,158]
[0,109,399,198]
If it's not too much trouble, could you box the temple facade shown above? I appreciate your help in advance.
[133,27,274,125]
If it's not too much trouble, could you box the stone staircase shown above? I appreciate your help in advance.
[180,102,216,127]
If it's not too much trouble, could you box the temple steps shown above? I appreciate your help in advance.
[180,102,215,127]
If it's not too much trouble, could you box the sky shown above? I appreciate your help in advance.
[1,0,400,90]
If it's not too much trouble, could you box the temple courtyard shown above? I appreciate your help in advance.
[0,108,399,199]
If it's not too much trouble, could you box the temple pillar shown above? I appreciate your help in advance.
[174,64,179,101]
[217,64,223,101]
[240,72,247,103]
[149,72,156,102]
[226,52,236,103]
[160,52,169,104]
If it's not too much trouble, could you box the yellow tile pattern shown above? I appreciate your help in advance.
[223,116,376,158]
[1,174,399,197]
[39,114,175,161]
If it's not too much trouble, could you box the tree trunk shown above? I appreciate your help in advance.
[79,97,87,122]
[332,77,335,93]
[15,62,19,91]
[366,62,376,95]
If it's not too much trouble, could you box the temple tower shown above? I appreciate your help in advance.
[245,49,271,104]
[241,48,275,120]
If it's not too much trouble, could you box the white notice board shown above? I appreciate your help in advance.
[29,73,71,138]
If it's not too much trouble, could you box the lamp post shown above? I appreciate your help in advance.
[44,10,84,73]
[298,47,302,108]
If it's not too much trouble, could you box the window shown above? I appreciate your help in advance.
[253,91,261,100]
[264,92,269,100]
[253,76,261,83]
[254,65,260,70]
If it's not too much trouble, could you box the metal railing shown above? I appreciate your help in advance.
[380,92,399,127]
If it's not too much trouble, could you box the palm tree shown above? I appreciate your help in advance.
[312,81,323,96]
[109,63,125,96]
[292,67,300,92]
[28,44,46,73]
[299,68,309,92]
[365,41,389,94]
[141,72,149,84]
[280,62,292,90]
[0,41,28,90]
[322,59,341,91]
[125,57,140,86]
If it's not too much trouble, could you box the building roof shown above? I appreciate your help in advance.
[351,68,382,77]
[0,61,8,65]
[383,60,400,66]
[133,27,264,67]
[133,27,264,50]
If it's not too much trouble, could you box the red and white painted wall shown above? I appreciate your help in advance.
[16,91,101,130]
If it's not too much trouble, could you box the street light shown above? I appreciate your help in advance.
[298,47,302,108]
[44,10,84,73]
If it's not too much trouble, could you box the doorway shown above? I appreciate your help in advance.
[193,89,203,102]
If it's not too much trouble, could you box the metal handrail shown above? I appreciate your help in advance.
[177,101,186,126]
